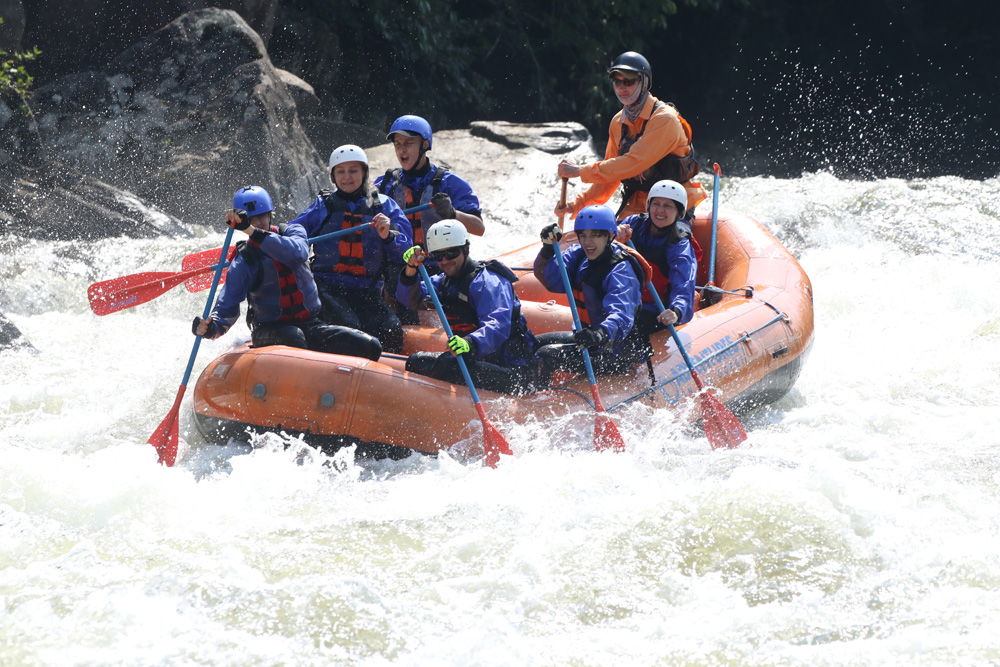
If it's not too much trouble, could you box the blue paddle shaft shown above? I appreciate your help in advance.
[626,239,700,374]
[709,169,720,284]
[551,240,599,387]
[308,202,431,245]
[309,225,370,246]
[182,226,235,387]
[416,264,483,405]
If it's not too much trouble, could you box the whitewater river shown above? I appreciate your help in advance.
[2,173,999,666]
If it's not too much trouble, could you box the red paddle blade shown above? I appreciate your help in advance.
[182,247,235,292]
[475,403,512,468]
[184,269,228,293]
[148,386,186,466]
[594,412,626,453]
[88,271,186,316]
[700,392,748,450]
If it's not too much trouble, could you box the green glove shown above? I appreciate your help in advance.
[403,245,423,267]
[448,335,471,356]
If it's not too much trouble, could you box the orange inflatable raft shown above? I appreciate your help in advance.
[192,208,814,457]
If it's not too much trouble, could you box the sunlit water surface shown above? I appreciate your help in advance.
[2,173,1000,666]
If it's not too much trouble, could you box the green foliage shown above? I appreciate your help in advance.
[0,46,41,105]
[0,17,41,112]
[1,17,43,150]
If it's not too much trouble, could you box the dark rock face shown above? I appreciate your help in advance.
[1,161,193,240]
[0,309,35,352]
[3,5,603,243]
[0,0,25,51]
[275,69,319,119]
[11,8,325,228]
[267,2,342,116]
[20,0,277,76]
[469,121,593,154]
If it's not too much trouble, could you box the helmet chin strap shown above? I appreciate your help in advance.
[404,148,431,177]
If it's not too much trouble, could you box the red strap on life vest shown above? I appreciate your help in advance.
[617,242,654,286]
[643,265,669,305]
[273,260,310,322]
[334,212,368,277]
[404,187,424,247]
[571,287,592,325]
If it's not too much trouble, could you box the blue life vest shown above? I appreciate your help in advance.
[436,259,536,367]
[380,166,448,248]
[311,189,386,289]
[236,225,320,325]
[628,215,692,307]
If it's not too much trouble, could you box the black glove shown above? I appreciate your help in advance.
[249,227,269,244]
[572,327,608,349]
[540,222,563,245]
[192,316,219,339]
[431,192,456,219]
[229,209,250,231]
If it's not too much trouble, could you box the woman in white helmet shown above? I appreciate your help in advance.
[396,220,538,395]
[287,144,413,353]
[615,179,700,336]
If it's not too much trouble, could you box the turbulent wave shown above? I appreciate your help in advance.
[2,174,999,665]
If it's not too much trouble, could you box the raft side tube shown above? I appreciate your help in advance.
[194,346,507,455]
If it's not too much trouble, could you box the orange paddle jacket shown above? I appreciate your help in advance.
[569,94,708,220]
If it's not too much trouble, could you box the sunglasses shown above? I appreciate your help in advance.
[430,247,463,262]
[611,75,640,88]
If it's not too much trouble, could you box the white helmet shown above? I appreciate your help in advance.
[646,180,687,218]
[329,144,368,169]
[425,220,468,253]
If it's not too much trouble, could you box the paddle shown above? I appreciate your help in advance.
[416,264,512,468]
[181,246,237,292]
[551,239,626,453]
[148,226,235,466]
[182,202,434,291]
[180,221,385,293]
[558,177,568,229]
[708,162,721,286]
[627,242,747,450]
[89,219,400,316]
[88,262,231,316]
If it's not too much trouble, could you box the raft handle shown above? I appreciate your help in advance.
[608,313,789,412]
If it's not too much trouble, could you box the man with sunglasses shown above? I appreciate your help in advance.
[395,220,538,395]
[554,51,707,221]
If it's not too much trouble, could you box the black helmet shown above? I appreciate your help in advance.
[607,51,652,85]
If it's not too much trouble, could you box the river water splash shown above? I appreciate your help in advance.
[2,173,1000,665]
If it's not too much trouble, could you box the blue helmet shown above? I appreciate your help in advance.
[386,115,433,150]
[233,186,274,216]
[574,205,618,238]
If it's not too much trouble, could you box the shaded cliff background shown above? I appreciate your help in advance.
[5,0,998,182]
